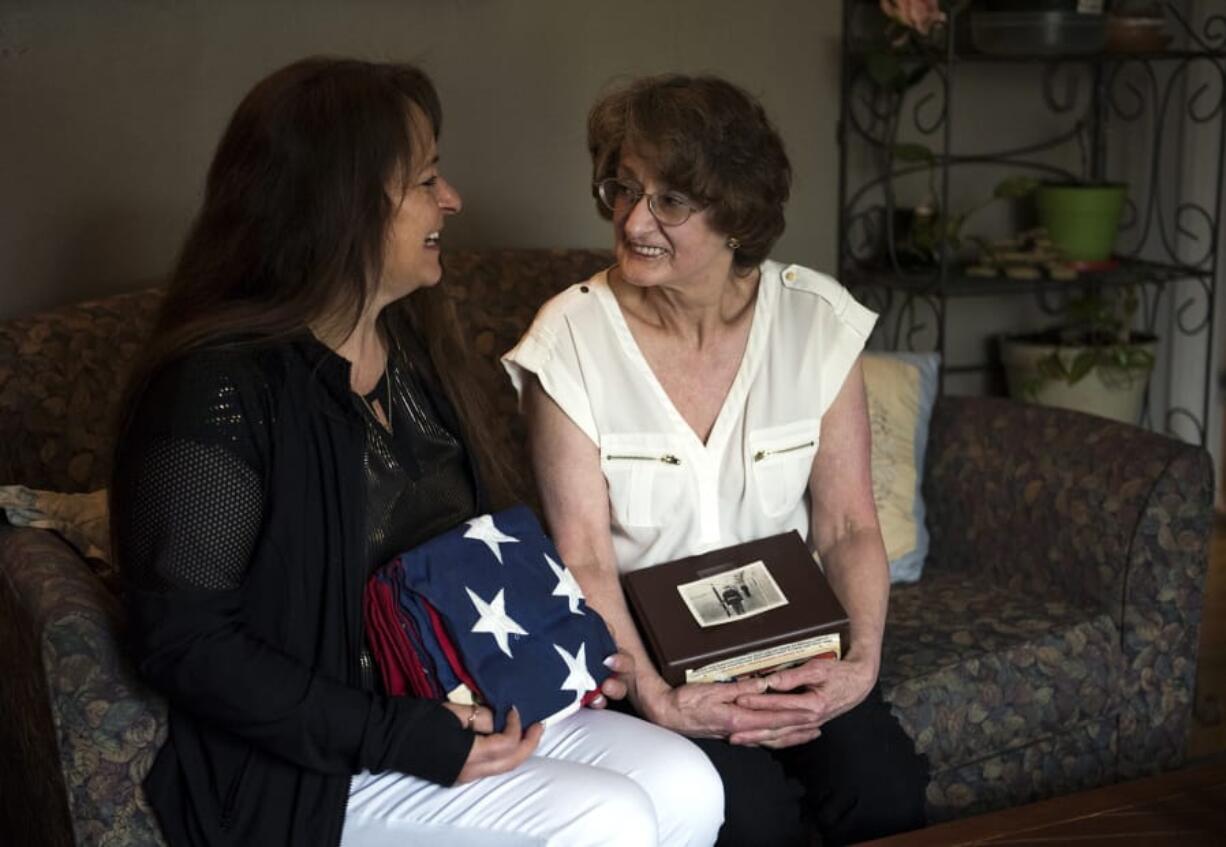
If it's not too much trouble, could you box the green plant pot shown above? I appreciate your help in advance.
[1036,183,1128,261]
[1000,334,1156,424]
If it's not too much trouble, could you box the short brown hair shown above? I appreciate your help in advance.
[587,74,791,271]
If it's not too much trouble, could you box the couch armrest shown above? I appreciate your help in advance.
[923,396,1212,771]
[1116,445,1212,775]
[0,528,73,847]
[0,527,167,846]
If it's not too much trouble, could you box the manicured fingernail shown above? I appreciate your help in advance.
[592,695,607,707]
[603,655,618,669]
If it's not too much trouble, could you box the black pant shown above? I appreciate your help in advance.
[686,685,928,846]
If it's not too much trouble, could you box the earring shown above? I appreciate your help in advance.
[727,237,741,250]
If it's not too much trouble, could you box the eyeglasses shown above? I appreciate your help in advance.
[594,178,702,226]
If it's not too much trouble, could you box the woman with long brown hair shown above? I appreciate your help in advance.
[112,57,723,847]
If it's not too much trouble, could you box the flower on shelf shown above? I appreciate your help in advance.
[880,0,947,47]
[865,0,964,91]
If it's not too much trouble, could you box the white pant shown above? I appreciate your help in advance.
[341,708,724,847]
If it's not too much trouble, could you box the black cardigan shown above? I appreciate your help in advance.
[114,333,477,846]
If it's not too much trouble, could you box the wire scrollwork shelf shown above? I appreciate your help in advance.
[837,0,1226,444]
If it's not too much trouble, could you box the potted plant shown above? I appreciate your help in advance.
[884,142,1039,269]
[1035,181,1128,262]
[1000,285,1157,424]
[997,112,1151,423]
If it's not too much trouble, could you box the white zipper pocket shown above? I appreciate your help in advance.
[753,441,815,462]
[604,453,682,466]
[600,436,686,528]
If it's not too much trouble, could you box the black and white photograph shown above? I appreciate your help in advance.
[677,560,788,628]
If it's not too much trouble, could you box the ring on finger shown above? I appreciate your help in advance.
[466,703,479,730]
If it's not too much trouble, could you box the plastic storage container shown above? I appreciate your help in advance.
[983,0,1100,11]
[970,11,1108,55]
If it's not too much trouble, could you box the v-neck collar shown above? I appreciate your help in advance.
[591,264,775,453]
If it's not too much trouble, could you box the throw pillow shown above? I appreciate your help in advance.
[861,352,940,583]
[0,485,111,562]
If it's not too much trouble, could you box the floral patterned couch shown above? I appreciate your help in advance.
[0,248,1213,845]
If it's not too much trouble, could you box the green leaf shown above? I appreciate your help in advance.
[1068,351,1097,385]
[866,51,905,89]
[944,213,965,235]
[892,142,935,164]
[1036,353,1068,381]
[1122,347,1155,370]
[994,176,1039,199]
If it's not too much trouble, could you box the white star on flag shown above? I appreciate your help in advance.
[545,554,585,615]
[463,515,519,564]
[554,642,597,707]
[467,587,528,658]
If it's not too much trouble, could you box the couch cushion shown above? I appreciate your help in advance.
[0,289,163,492]
[0,249,615,503]
[880,566,1121,772]
[444,248,613,499]
[925,715,1117,821]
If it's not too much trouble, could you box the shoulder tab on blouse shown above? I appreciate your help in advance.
[541,275,606,316]
[777,263,876,337]
[778,264,846,306]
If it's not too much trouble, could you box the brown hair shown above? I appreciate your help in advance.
[120,56,516,504]
[587,74,791,271]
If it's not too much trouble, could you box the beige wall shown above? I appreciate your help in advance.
[0,0,842,319]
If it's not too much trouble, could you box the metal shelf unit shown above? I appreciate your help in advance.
[836,1,1226,443]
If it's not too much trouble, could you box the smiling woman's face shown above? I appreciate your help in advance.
[612,149,733,293]
[379,108,462,302]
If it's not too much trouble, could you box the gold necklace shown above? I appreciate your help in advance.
[359,371,393,435]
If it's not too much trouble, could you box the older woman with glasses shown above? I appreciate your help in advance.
[504,74,929,846]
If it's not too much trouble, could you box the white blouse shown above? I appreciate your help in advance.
[503,260,877,574]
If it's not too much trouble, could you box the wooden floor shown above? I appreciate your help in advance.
[1187,517,1226,759]
[863,759,1226,846]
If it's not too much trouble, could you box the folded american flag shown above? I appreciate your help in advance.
[365,506,617,730]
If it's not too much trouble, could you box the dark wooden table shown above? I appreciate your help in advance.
[861,759,1226,846]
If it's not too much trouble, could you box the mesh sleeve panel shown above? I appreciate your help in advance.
[121,436,263,591]
[115,351,270,593]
